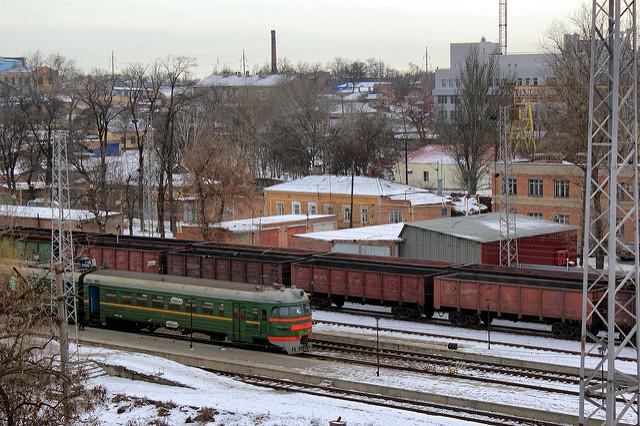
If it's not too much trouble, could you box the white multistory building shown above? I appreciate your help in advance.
[433,36,551,121]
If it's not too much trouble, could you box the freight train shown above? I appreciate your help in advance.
[5,226,633,338]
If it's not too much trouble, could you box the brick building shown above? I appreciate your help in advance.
[264,175,450,229]
[492,160,636,244]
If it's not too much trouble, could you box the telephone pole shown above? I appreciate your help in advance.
[580,1,639,424]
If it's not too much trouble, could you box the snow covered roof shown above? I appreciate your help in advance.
[0,204,120,221]
[407,144,457,165]
[212,214,335,233]
[265,175,450,206]
[330,102,378,115]
[197,74,294,88]
[405,213,576,243]
[295,223,404,242]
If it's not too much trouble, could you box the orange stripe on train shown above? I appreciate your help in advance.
[268,315,312,323]
[290,322,313,331]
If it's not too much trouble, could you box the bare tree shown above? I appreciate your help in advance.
[72,69,122,231]
[154,56,196,237]
[183,137,254,240]
[543,5,608,267]
[270,77,330,174]
[0,260,105,426]
[441,48,511,194]
[0,101,28,197]
[121,62,163,231]
[22,53,76,186]
[327,113,395,176]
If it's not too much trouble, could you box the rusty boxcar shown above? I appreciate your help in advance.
[291,258,440,319]
[434,272,595,337]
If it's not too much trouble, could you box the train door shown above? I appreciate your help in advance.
[260,308,268,336]
[89,286,100,321]
[232,304,246,341]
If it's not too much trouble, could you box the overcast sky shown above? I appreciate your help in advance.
[2,0,586,78]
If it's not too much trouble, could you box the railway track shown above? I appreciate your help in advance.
[321,306,565,340]
[311,338,580,389]
[203,368,565,426]
[313,317,637,363]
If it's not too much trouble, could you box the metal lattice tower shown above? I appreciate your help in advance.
[143,128,156,237]
[51,131,77,327]
[498,106,518,267]
[580,0,639,424]
[499,0,507,55]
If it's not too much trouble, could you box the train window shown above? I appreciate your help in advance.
[201,302,213,315]
[151,295,164,309]
[304,303,311,315]
[290,306,304,316]
[135,294,148,306]
[252,307,259,321]
[120,292,132,305]
[168,297,183,311]
[104,292,117,303]
[272,307,288,317]
[218,304,224,317]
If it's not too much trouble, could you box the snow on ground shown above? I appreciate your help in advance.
[312,310,638,375]
[78,345,478,426]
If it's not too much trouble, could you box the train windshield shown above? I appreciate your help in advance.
[272,304,308,318]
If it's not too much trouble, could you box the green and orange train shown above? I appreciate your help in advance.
[77,269,312,354]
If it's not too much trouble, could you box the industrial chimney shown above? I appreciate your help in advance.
[271,30,278,74]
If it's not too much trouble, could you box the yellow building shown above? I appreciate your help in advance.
[264,175,450,229]
[394,144,492,193]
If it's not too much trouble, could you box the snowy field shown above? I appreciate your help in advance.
[79,345,478,426]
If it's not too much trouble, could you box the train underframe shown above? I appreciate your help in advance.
[309,293,433,320]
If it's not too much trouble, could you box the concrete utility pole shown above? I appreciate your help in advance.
[580,1,639,424]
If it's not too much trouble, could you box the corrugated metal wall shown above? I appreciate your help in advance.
[398,226,481,263]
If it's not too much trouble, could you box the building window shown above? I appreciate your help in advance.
[533,77,539,86]
[292,201,301,215]
[502,177,517,195]
[554,180,569,198]
[448,79,454,87]
[449,96,456,104]
[361,206,369,224]
[441,79,446,88]
[389,210,403,223]
[324,203,334,214]
[308,202,317,215]
[455,79,460,88]
[517,78,523,85]
[554,214,569,224]
[343,205,351,222]
[528,179,543,197]
[423,171,429,182]
[275,201,284,215]
[527,212,543,219]
[438,96,446,104]
[525,77,531,85]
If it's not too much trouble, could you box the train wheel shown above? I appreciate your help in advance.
[448,311,461,325]
[551,323,563,337]
[332,297,345,309]
[480,312,495,326]
[463,314,480,327]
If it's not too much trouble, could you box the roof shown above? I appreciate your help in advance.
[83,269,308,304]
[407,144,457,165]
[197,74,294,88]
[0,204,120,221]
[294,223,405,242]
[0,57,27,73]
[405,213,576,243]
[406,144,496,165]
[265,175,450,206]
[212,214,335,233]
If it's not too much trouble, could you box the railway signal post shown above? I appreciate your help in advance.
[580,0,639,424]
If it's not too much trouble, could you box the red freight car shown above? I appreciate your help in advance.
[78,244,166,274]
[167,248,301,286]
[291,258,440,319]
[434,273,594,337]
